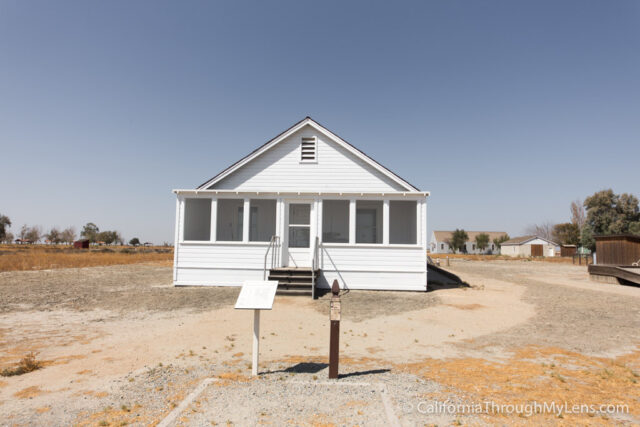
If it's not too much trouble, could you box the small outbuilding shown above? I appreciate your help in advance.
[593,234,640,265]
[560,244,577,257]
[73,239,90,249]
[500,235,557,257]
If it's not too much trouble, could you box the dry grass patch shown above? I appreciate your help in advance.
[400,345,640,423]
[1,352,42,377]
[14,385,46,399]
[0,244,172,272]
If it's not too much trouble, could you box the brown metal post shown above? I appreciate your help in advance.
[329,280,340,379]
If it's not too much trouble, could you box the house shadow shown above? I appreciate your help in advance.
[426,263,470,291]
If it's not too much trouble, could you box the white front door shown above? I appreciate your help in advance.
[284,201,311,267]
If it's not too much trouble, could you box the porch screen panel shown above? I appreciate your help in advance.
[216,199,244,241]
[322,200,349,243]
[356,201,383,244]
[249,199,276,242]
[183,198,211,241]
[389,200,417,244]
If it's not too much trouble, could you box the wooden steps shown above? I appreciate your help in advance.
[268,267,319,295]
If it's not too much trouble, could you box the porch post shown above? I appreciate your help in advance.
[383,199,389,245]
[242,198,250,243]
[317,198,323,243]
[349,199,356,244]
[210,198,217,242]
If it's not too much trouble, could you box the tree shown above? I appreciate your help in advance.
[583,189,640,250]
[552,222,580,246]
[96,230,124,245]
[23,225,41,243]
[2,231,14,244]
[81,223,100,243]
[45,227,62,244]
[19,225,28,240]
[525,221,554,241]
[60,227,76,244]
[570,199,585,230]
[129,237,140,246]
[475,233,490,252]
[0,214,11,242]
[581,224,595,251]
[493,234,510,249]
[447,229,469,253]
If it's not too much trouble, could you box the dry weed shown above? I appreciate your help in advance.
[1,352,42,377]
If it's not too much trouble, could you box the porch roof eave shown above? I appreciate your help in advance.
[172,189,430,197]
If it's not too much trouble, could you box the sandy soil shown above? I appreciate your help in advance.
[1,261,639,426]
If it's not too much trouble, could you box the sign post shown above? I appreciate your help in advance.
[328,279,341,379]
[234,280,278,376]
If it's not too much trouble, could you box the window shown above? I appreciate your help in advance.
[472,244,476,250]
[249,199,276,242]
[322,200,349,243]
[356,201,383,244]
[389,200,417,244]
[300,137,316,162]
[288,204,310,247]
[217,199,244,241]
[183,198,211,241]
[441,243,444,250]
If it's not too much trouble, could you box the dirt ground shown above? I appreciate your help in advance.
[1,261,639,426]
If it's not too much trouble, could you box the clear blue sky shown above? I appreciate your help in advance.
[1,0,638,243]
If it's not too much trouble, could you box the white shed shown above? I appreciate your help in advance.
[173,117,429,292]
[500,235,557,257]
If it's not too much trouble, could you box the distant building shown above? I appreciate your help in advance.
[430,231,508,254]
[560,245,577,257]
[500,235,557,257]
[73,239,90,249]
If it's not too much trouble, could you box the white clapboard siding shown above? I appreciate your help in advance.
[320,246,426,272]
[318,271,426,291]
[176,267,263,286]
[176,244,268,269]
[319,245,426,290]
[211,126,406,192]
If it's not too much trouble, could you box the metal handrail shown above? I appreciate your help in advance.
[263,235,280,280]
[311,236,320,299]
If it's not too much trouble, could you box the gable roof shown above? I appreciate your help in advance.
[501,235,557,246]
[432,231,508,243]
[197,117,420,192]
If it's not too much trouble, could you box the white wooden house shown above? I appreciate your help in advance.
[172,117,429,292]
